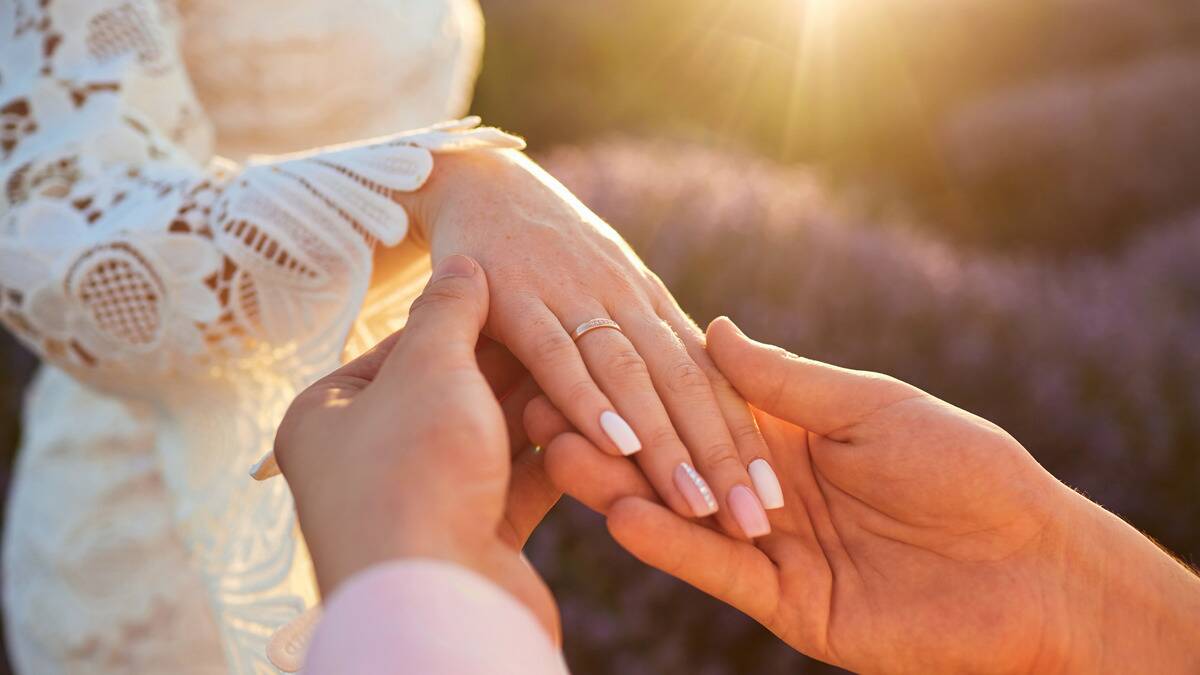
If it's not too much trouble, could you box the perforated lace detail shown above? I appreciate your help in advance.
[0,0,518,672]
[72,242,165,346]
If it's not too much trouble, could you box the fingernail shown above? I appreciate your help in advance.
[748,458,785,509]
[249,451,280,480]
[599,410,641,456]
[673,462,718,517]
[729,485,771,538]
[430,254,476,282]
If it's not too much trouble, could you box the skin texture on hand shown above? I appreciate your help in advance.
[391,148,779,543]
[273,255,561,640]
[528,317,1200,674]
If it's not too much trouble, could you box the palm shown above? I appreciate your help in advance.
[754,395,1066,673]
[545,320,1083,674]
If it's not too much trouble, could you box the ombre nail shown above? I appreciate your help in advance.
[600,410,642,456]
[729,484,771,538]
[673,462,718,517]
[748,458,785,509]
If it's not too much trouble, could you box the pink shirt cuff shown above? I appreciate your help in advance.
[303,559,569,674]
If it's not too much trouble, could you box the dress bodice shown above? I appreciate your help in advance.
[177,0,482,160]
[0,0,498,672]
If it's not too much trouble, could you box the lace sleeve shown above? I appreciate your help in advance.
[0,0,522,393]
[0,2,520,672]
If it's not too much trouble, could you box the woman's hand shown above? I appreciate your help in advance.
[529,318,1200,673]
[402,149,778,540]
[273,256,561,639]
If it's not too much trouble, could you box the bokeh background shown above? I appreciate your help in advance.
[2,0,1199,672]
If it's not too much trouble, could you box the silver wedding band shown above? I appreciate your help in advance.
[572,318,622,342]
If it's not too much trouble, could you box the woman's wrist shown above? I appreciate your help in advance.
[402,148,527,246]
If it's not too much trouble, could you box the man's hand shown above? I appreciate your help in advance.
[274,255,561,639]
[530,317,1200,673]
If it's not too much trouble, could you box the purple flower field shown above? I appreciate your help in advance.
[0,136,1194,675]
[0,1,1197,672]
[523,139,1200,673]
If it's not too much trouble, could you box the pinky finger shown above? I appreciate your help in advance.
[606,496,780,624]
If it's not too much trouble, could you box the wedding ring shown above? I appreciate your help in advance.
[572,318,622,342]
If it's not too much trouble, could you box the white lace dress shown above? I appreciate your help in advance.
[0,1,521,672]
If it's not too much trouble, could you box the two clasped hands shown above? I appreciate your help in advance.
[275,254,1199,673]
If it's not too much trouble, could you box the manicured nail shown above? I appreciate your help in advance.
[599,410,642,456]
[249,451,280,480]
[748,458,785,509]
[673,462,718,517]
[430,254,476,282]
[729,485,771,538]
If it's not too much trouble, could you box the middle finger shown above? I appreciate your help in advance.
[614,305,771,540]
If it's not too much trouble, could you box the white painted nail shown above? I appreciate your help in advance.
[748,458,785,509]
[599,410,642,456]
[249,451,280,480]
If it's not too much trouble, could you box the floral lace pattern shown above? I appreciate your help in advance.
[0,0,517,672]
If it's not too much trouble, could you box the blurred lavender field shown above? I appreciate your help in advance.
[474,9,1200,665]
[512,141,1200,673]
[1,0,1198,673]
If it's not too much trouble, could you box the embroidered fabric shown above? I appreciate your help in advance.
[0,0,517,672]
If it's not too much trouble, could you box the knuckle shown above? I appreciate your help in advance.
[696,447,742,474]
[525,309,560,332]
[665,359,711,397]
[531,330,576,363]
[608,347,650,381]
[565,378,599,406]
[730,421,766,448]
[415,406,495,453]
[702,363,742,397]
[645,425,683,450]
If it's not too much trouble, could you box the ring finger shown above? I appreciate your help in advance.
[558,303,710,520]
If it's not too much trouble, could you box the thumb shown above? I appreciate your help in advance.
[705,316,916,437]
[253,256,490,481]
[373,254,490,387]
